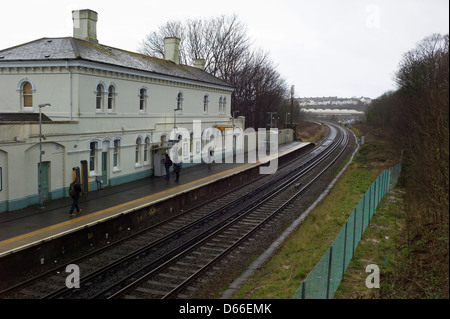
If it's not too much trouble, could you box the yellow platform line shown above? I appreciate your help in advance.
[0,142,305,252]
[0,162,253,249]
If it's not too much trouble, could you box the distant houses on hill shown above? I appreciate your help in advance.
[297,96,371,111]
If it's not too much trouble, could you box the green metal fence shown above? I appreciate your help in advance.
[293,164,402,299]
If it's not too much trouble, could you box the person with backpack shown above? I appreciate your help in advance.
[69,177,82,216]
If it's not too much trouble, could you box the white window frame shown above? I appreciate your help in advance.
[176,91,184,112]
[139,86,149,113]
[95,81,107,113]
[203,94,209,114]
[107,82,118,113]
[17,78,36,112]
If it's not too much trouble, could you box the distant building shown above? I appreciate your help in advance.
[298,96,371,107]
[0,9,238,213]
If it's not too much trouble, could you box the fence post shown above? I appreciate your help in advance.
[378,174,381,205]
[301,282,305,299]
[371,182,374,218]
[326,246,333,299]
[352,208,356,258]
[389,167,392,189]
[384,170,387,195]
[361,194,366,234]
[342,222,348,281]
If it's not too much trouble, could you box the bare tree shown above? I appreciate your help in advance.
[394,33,449,224]
[364,33,449,298]
[139,14,289,129]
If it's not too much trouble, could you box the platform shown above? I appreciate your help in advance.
[0,142,311,259]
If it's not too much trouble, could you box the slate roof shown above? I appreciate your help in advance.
[0,37,232,89]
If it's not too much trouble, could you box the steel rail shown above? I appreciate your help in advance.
[107,124,348,299]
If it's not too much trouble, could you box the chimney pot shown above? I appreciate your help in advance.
[193,59,206,70]
[72,9,98,43]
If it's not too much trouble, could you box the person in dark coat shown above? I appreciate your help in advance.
[173,161,181,182]
[69,177,82,216]
[164,154,173,180]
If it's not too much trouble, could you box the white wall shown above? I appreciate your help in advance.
[0,63,234,212]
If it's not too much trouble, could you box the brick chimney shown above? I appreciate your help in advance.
[164,37,180,65]
[72,9,98,43]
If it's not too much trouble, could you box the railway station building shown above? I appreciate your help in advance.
[0,9,241,213]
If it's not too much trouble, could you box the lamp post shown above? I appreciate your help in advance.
[173,107,182,131]
[38,103,51,209]
[290,85,295,128]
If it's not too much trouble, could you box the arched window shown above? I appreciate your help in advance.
[135,137,142,165]
[203,95,209,114]
[144,136,150,163]
[160,134,167,147]
[17,79,35,110]
[176,91,183,111]
[22,82,33,108]
[222,97,227,114]
[17,79,36,111]
[96,84,104,111]
[139,87,148,112]
[113,139,120,169]
[89,142,97,172]
[219,97,223,114]
[108,85,116,111]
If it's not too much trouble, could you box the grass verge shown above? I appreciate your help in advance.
[228,123,402,299]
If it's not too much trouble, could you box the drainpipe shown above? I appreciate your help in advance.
[66,60,72,121]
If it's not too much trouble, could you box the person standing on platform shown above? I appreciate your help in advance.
[69,177,82,216]
[164,153,173,180]
[173,162,181,182]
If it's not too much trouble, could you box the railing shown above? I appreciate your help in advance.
[293,164,402,299]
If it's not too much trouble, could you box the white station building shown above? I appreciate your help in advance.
[0,9,240,213]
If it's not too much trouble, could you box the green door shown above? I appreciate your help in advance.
[38,162,50,200]
[102,152,108,186]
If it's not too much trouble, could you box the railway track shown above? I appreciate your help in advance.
[0,123,350,299]
[108,123,349,299]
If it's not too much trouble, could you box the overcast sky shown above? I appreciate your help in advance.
[1,0,448,99]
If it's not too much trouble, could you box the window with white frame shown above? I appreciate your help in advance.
[203,94,209,114]
[219,97,223,114]
[89,142,97,172]
[139,87,148,112]
[222,97,227,114]
[144,137,150,163]
[160,134,167,147]
[107,84,116,112]
[17,79,35,111]
[219,96,227,114]
[96,83,105,111]
[22,82,33,109]
[176,91,184,111]
[113,139,120,169]
[135,137,142,166]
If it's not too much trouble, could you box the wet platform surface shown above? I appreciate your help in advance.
[0,142,309,257]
